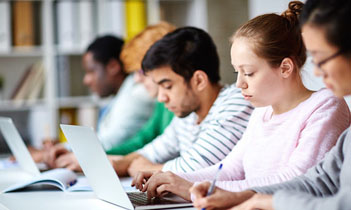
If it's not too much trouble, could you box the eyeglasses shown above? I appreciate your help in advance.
[313,50,342,69]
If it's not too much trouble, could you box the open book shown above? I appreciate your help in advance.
[3,168,91,193]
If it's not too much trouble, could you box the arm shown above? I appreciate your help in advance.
[130,133,249,200]
[136,117,181,163]
[251,129,349,205]
[212,97,349,192]
[106,102,173,155]
[109,152,142,176]
[175,128,251,182]
[162,95,253,173]
[272,187,351,210]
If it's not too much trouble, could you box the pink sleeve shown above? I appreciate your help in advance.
[213,97,350,192]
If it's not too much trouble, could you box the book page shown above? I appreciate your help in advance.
[3,168,77,193]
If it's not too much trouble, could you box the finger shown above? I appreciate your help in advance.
[156,184,171,197]
[55,156,69,168]
[67,162,81,172]
[192,197,208,209]
[190,182,211,200]
[142,171,157,192]
[132,172,148,190]
[135,173,146,190]
[132,172,143,190]
[66,163,76,171]
[146,176,160,199]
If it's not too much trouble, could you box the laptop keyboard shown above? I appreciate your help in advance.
[127,192,189,207]
[128,192,150,206]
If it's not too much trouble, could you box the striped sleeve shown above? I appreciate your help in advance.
[136,117,181,163]
[162,87,253,172]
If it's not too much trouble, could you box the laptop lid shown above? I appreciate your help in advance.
[60,124,134,210]
[0,117,40,176]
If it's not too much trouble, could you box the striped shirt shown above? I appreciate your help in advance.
[137,84,254,173]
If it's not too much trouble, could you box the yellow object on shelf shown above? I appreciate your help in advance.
[125,0,147,42]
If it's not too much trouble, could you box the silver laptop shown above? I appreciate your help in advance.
[0,117,40,176]
[60,124,192,210]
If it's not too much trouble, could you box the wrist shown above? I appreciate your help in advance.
[232,190,256,205]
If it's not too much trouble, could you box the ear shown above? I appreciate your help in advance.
[106,59,122,76]
[280,58,295,78]
[191,70,209,92]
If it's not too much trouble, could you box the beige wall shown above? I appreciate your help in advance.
[160,0,249,85]
[208,0,248,85]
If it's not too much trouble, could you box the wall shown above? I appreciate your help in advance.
[208,0,248,85]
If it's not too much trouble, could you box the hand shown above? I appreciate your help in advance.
[134,171,193,200]
[41,138,58,150]
[230,194,273,210]
[55,152,82,172]
[28,146,45,163]
[190,182,256,210]
[131,171,158,191]
[128,156,163,177]
[43,144,69,168]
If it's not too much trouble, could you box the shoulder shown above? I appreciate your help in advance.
[306,88,348,112]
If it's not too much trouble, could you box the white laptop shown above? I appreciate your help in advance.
[60,124,193,210]
[0,117,40,176]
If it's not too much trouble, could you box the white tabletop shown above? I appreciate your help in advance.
[0,167,195,210]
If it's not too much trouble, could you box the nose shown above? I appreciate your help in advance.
[235,73,248,89]
[313,66,323,77]
[83,74,92,86]
[157,89,169,103]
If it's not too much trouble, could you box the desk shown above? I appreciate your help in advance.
[0,168,195,210]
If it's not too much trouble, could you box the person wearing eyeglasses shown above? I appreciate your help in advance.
[130,0,350,203]
[190,0,351,209]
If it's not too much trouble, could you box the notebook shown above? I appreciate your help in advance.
[0,117,85,192]
[60,124,193,210]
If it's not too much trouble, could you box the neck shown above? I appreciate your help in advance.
[272,77,313,115]
[195,83,222,124]
[111,73,127,95]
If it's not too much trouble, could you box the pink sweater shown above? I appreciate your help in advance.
[177,89,350,192]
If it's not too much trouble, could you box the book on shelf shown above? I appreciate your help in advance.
[12,1,36,47]
[57,0,96,51]
[0,0,11,52]
[57,55,70,97]
[78,0,95,50]
[10,61,45,106]
[59,108,78,143]
[56,0,79,51]
[10,65,33,100]
[3,168,92,193]
[98,0,125,39]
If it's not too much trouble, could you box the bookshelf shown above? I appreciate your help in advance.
[0,0,248,150]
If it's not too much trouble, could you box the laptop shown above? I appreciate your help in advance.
[60,124,193,210]
[0,117,40,176]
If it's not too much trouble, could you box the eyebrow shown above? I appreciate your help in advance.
[156,78,172,85]
[232,64,253,70]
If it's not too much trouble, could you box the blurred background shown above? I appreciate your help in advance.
[1,0,326,154]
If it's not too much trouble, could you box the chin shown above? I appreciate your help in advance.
[177,111,192,118]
